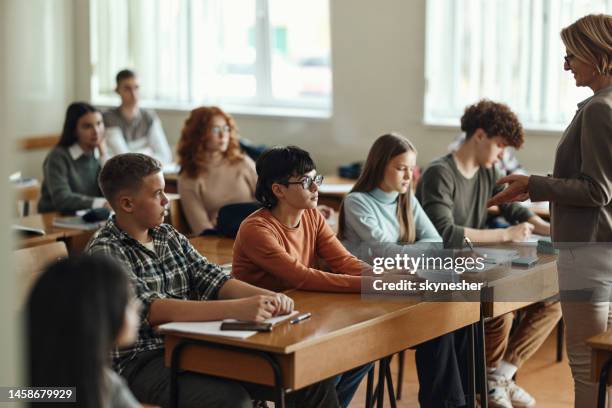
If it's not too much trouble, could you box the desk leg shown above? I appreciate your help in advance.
[598,356,612,408]
[466,323,477,408]
[396,350,405,400]
[169,339,286,408]
[383,357,398,408]
[477,310,488,408]
[365,366,374,408]
[377,359,385,407]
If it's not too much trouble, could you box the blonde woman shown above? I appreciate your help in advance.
[489,14,612,406]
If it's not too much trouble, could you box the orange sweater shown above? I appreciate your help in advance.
[232,208,370,292]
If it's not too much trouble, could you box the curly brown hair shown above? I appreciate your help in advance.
[177,106,244,178]
[460,100,524,148]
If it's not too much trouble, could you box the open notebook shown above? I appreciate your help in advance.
[158,311,299,339]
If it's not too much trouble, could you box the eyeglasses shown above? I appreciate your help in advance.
[564,54,575,65]
[285,174,324,190]
[210,125,231,135]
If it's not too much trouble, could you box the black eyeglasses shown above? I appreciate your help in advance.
[564,54,575,65]
[210,125,231,135]
[285,174,324,190]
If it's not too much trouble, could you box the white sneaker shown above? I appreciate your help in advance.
[487,374,513,408]
[506,379,536,408]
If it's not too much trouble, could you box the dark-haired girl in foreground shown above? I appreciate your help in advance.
[27,255,141,408]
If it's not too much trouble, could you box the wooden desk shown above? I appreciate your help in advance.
[14,213,97,253]
[164,171,179,194]
[189,236,234,265]
[315,175,355,211]
[587,330,612,407]
[162,292,480,407]
[13,182,41,217]
[477,245,558,318]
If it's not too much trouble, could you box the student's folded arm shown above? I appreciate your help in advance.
[177,179,215,234]
[149,114,173,165]
[342,194,392,243]
[104,127,129,156]
[315,210,371,276]
[418,166,465,248]
[45,153,95,212]
[87,242,171,327]
[216,278,275,299]
[179,232,231,300]
[239,221,362,292]
[411,196,443,242]
[529,102,612,207]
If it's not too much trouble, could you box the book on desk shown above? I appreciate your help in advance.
[52,216,106,231]
[12,224,46,236]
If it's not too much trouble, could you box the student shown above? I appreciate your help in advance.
[232,146,371,408]
[38,102,108,213]
[176,106,334,235]
[87,153,339,408]
[103,69,173,165]
[338,133,469,408]
[177,106,258,235]
[27,255,141,408]
[416,100,561,408]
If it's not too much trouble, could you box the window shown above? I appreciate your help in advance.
[424,0,612,130]
[90,0,332,114]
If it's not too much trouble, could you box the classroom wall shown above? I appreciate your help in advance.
[2,0,25,390]
[15,0,562,181]
[11,0,76,179]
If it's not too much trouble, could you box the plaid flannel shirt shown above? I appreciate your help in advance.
[86,216,230,372]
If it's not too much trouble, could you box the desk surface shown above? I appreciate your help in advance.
[14,213,92,248]
[475,245,558,317]
[188,237,559,319]
[189,236,234,265]
[162,291,480,388]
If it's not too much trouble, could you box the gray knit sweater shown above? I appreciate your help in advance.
[38,145,102,213]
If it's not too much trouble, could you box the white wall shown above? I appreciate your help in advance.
[12,0,76,179]
[19,0,561,181]
[4,0,76,388]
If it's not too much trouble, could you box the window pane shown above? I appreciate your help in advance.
[425,0,611,129]
[191,0,257,101]
[92,0,332,111]
[268,0,332,103]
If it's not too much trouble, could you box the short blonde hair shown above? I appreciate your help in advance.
[561,14,612,75]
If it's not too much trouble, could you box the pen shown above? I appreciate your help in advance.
[464,237,475,252]
[290,312,312,324]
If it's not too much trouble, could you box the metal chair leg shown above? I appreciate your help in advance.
[396,351,405,400]
[557,318,564,362]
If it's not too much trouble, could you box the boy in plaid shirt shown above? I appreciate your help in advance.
[88,153,340,408]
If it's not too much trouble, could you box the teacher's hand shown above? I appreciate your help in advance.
[487,174,530,207]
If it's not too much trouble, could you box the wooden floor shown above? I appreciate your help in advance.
[348,331,574,407]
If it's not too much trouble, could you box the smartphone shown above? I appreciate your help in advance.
[511,256,539,268]
[220,321,273,332]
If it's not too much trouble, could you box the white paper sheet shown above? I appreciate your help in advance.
[159,311,299,339]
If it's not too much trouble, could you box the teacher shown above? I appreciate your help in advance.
[488,13,612,407]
